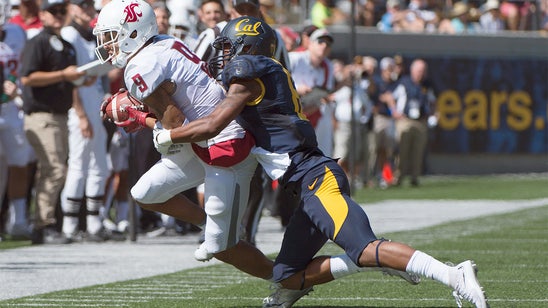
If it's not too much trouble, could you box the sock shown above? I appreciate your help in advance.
[9,198,27,225]
[62,216,79,235]
[116,200,129,222]
[406,250,454,287]
[62,198,81,235]
[86,197,103,234]
[330,254,362,279]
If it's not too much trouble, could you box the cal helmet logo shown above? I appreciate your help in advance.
[124,3,142,23]
[234,18,263,36]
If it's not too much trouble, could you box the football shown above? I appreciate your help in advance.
[101,89,148,123]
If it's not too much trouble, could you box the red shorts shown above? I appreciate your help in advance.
[191,132,255,168]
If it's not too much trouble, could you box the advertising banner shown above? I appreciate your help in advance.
[428,57,547,154]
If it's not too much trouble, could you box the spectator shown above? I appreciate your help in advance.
[289,28,336,158]
[359,0,377,27]
[392,59,436,186]
[393,54,405,80]
[8,0,42,39]
[310,0,346,28]
[59,0,114,242]
[278,0,302,24]
[21,0,85,244]
[407,0,440,32]
[370,57,399,188]
[258,0,276,24]
[377,0,403,32]
[276,25,299,52]
[479,0,506,32]
[438,1,479,34]
[152,1,170,35]
[358,55,379,187]
[0,0,33,240]
[293,24,317,52]
[193,0,227,78]
[331,60,373,186]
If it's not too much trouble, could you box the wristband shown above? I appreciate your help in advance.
[156,130,173,146]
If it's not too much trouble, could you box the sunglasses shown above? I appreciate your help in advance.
[316,38,333,47]
[47,6,67,16]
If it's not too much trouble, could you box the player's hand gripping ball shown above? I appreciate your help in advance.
[101,88,147,122]
[101,88,152,133]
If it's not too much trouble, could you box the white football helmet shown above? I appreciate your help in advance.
[93,0,158,68]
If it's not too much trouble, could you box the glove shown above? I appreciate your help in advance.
[153,122,173,155]
[116,106,155,133]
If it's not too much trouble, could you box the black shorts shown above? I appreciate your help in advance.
[272,160,378,282]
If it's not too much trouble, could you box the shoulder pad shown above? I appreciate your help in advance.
[222,55,268,86]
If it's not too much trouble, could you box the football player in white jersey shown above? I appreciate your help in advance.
[0,0,34,239]
[60,0,112,242]
[94,0,272,280]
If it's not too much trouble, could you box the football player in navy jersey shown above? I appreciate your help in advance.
[152,16,488,308]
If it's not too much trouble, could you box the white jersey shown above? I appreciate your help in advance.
[288,50,334,91]
[0,23,33,167]
[125,35,245,146]
[193,20,226,61]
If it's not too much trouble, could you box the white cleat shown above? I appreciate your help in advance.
[262,283,313,308]
[381,267,421,285]
[452,260,489,308]
[194,244,213,262]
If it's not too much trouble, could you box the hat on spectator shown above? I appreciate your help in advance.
[483,0,499,12]
[302,25,319,37]
[450,2,469,18]
[380,57,395,70]
[309,28,333,43]
[41,0,67,11]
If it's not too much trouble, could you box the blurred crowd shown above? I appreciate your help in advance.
[0,0,541,245]
[269,0,548,33]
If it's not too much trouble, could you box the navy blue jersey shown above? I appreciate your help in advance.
[222,55,332,183]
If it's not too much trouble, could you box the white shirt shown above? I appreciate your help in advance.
[125,35,245,146]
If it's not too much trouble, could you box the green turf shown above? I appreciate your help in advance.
[353,174,548,203]
[2,204,547,307]
[2,174,547,250]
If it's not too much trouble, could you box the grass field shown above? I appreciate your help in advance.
[1,174,547,307]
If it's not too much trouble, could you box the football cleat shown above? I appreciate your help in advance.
[262,283,313,308]
[194,243,213,262]
[381,267,421,285]
[451,260,489,308]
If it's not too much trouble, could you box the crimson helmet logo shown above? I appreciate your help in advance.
[124,3,142,23]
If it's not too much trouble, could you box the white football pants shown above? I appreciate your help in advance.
[131,143,257,253]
